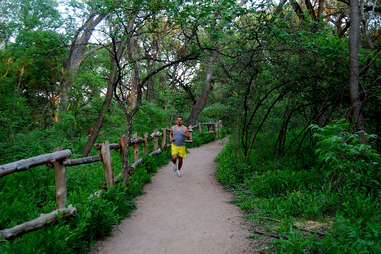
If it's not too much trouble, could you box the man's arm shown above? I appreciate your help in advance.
[170,127,174,142]
[184,126,190,138]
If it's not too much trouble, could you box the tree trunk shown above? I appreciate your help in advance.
[317,0,325,19]
[120,16,144,187]
[349,0,367,144]
[122,114,133,187]
[82,68,117,156]
[145,56,155,102]
[81,27,130,156]
[289,0,304,22]
[305,0,317,21]
[146,36,160,102]
[124,14,140,108]
[146,75,155,102]
[186,50,218,126]
[59,14,106,113]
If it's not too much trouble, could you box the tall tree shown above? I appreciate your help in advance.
[81,45,126,156]
[185,1,245,125]
[186,50,217,125]
[349,0,367,143]
[59,12,106,114]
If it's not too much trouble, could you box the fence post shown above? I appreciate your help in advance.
[161,128,167,149]
[198,122,202,133]
[133,133,139,162]
[188,126,193,142]
[119,136,126,166]
[53,147,67,209]
[208,123,212,133]
[153,129,158,150]
[144,133,148,154]
[215,123,218,139]
[100,141,114,188]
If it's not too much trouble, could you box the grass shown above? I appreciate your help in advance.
[0,124,221,253]
[215,125,381,254]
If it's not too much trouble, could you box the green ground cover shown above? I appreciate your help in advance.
[216,121,381,253]
[0,103,221,253]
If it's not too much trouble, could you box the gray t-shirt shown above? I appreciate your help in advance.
[173,125,186,147]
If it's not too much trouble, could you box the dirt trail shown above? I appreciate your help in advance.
[91,139,253,254]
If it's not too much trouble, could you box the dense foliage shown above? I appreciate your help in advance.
[1,0,380,252]
[216,121,381,253]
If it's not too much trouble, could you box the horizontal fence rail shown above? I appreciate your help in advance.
[0,150,72,177]
[0,205,77,240]
[0,121,222,240]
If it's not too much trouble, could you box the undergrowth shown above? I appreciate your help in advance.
[216,120,381,253]
[0,104,222,253]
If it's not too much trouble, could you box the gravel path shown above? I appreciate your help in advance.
[91,139,253,254]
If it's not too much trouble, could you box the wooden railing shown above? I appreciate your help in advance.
[0,121,222,240]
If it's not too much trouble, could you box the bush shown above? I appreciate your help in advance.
[216,121,381,253]
[216,141,253,188]
[312,120,381,195]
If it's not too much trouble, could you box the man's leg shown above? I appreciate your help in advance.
[178,146,186,171]
[171,154,178,172]
[176,156,183,176]
[172,154,177,164]
[178,157,183,170]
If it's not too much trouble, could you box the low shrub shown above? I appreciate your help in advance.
[216,120,381,253]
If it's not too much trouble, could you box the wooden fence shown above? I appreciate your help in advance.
[0,121,222,240]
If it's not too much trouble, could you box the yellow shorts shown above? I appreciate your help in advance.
[171,144,187,158]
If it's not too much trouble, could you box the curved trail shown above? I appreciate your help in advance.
[91,139,253,254]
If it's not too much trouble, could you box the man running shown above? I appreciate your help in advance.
[170,117,190,177]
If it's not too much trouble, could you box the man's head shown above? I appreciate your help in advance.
[176,117,183,126]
